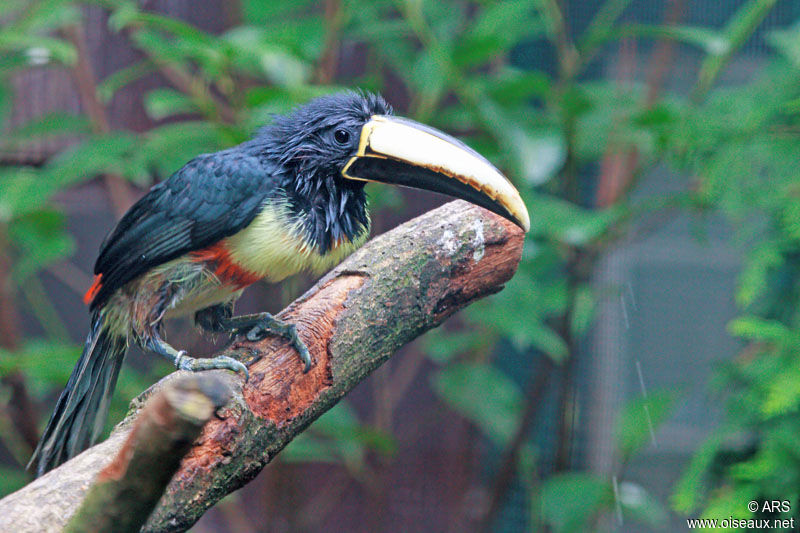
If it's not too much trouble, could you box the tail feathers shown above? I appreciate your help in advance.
[29,312,126,477]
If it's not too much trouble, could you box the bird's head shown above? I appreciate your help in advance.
[252,91,392,191]
[248,91,529,251]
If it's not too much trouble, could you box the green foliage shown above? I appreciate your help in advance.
[8,210,74,283]
[538,473,668,532]
[666,17,800,526]
[539,473,612,532]
[431,362,525,448]
[282,402,395,474]
[615,389,678,460]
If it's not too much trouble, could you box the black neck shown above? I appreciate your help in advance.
[281,171,369,254]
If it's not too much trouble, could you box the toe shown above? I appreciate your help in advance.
[245,326,266,342]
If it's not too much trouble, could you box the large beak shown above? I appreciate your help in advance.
[342,115,530,232]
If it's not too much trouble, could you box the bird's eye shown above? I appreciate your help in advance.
[334,129,351,145]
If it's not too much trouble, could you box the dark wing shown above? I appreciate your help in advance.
[89,150,276,309]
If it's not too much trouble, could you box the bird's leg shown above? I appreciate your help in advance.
[195,304,312,372]
[144,331,249,379]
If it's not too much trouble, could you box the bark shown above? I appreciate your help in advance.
[64,375,232,533]
[0,200,524,532]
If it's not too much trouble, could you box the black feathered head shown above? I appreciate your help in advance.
[246,92,392,253]
[257,91,391,169]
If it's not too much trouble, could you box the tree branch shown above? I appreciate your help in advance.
[64,374,232,533]
[0,201,524,532]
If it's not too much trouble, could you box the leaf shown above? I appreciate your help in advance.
[280,434,341,463]
[98,60,156,102]
[728,449,777,481]
[452,1,544,68]
[0,341,80,389]
[256,16,326,60]
[525,193,621,245]
[241,0,318,24]
[761,362,800,417]
[112,10,217,48]
[0,167,50,219]
[727,316,791,343]
[8,209,74,281]
[767,23,800,67]
[364,182,404,212]
[44,133,138,188]
[694,0,779,97]
[615,389,677,458]
[0,82,9,126]
[469,274,569,358]
[671,431,726,514]
[409,46,448,104]
[482,69,551,106]
[224,27,310,86]
[539,473,612,533]
[470,0,543,47]
[6,0,80,34]
[631,103,677,128]
[584,24,729,56]
[0,32,77,65]
[513,132,567,186]
[699,484,759,522]
[282,402,395,467]
[580,0,634,52]
[452,35,505,69]
[525,322,568,362]
[474,98,565,186]
[5,112,91,146]
[134,121,227,181]
[430,362,523,447]
[420,328,486,364]
[144,88,198,120]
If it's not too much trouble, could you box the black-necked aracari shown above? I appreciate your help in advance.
[29,91,530,476]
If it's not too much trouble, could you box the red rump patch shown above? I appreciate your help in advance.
[190,242,261,289]
[83,273,103,305]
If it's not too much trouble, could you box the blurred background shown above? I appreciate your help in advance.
[1,0,800,531]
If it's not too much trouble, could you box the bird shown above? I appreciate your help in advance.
[29,91,530,476]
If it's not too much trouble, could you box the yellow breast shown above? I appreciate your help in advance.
[224,201,369,283]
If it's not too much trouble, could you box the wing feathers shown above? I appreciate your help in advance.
[89,152,276,308]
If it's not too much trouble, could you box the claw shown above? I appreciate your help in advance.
[282,324,312,373]
[245,319,313,373]
[222,357,250,381]
[294,338,312,373]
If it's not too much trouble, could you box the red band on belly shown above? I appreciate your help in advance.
[190,242,261,289]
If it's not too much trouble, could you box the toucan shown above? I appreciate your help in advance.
[29,91,530,476]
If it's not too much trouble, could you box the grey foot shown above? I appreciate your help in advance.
[174,352,249,380]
